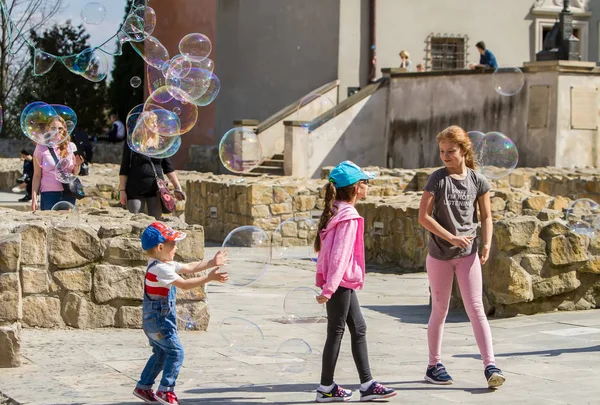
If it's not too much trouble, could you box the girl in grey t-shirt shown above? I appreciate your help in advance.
[418,125,506,389]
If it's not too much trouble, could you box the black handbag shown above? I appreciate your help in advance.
[48,147,86,200]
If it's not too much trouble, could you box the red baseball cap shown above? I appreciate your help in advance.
[141,222,187,250]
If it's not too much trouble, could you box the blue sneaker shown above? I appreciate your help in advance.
[485,365,506,389]
[315,383,353,402]
[359,381,397,402]
[424,363,453,385]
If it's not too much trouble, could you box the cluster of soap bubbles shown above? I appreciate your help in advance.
[468,131,519,180]
[200,223,322,373]
[566,198,600,237]
[492,67,525,97]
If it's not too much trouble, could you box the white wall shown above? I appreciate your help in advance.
[374,0,534,75]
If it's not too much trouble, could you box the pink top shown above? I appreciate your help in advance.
[315,201,366,299]
[33,142,77,193]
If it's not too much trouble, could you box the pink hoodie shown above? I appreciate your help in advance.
[315,201,366,299]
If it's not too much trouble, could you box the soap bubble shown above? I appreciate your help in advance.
[219,317,264,353]
[492,67,524,97]
[190,71,220,107]
[271,217,318,262]
[81,2,106,25]
[130,76,142,88]
[122,6,156,42]
[476,132,519,180]
[166,54,193,79]
[296,93,336,127]
[176,303,205,331]
[72,49,109,82]
[222,226,270,287]
[51,201,76,212]
[283,287,325,323]
[566,199,600,237]
[276,338,312,373]
[131,36,170,69]
[219,128,263,173]
[33,49,57,76]
[150,136,181,159]
[173,107,181,115]
[467,131,485,166]
[146,64,167,94]
[50,105,77,134]
[55,158,77,184]
[20,102,70,147]
[165,66,212,102]
[128,111,181,156]
[144,86,198,135]
[179,33,212,61]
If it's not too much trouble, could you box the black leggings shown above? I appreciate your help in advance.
[320,287,372,386]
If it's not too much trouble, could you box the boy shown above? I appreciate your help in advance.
[133,222,228,405]
[13,149,33,202]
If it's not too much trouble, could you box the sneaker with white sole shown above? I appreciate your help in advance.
[485,365,506,389]
[425,363,453,385]
[359,381,397,402]
[132,387,160,404]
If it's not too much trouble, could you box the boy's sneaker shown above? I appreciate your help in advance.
[424,363,454,385]
[359,381,397,402]
[132,387,160,404]
[485,365,506,389]
[315,383,353,402]
[155,390,179,405]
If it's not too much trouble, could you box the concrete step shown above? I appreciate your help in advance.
[251,165,285,175]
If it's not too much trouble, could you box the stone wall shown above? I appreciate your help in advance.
[0,207,208,367]
[0,139,124,164]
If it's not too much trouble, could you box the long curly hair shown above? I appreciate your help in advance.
[436,125,475,169]
[46,116,71,159]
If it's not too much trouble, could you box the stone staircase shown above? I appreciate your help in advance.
[249,153,284,176]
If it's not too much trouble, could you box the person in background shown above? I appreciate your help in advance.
[399,50,414,72]
[72,127,94,164]
[13,149,34,202]
[31,117,84,211]
[469,41,498,70]
[107,111,126,143]
[416,63,425,72]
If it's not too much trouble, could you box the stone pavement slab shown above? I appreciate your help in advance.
[0,247,599,404]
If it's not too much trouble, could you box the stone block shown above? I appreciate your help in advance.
[115,306,142,329]
[0,234,21,273]
[62,292,116,329]
[484,254,533,305]
[0,322,21,368]
[493,216,541,251]
[98,224,132,239]
[540,221,570,238]
[175,226,205,262]
[22,296,64,328]
[271,203,292,215]
[93,264,145,304]
[17,224,47,266]
[489,197,506,212]
[21,268,50,294]
[547,234,588,266]
[522,195,550,211]
[578,257,600,274]
[104,237,147,265]
[537,209,562,221]
[293,195,317,212]
[0,273,21,322]
[549,196,570,211]
[532,271,581,299]
[53,267,92,292]
[48,225,104,269]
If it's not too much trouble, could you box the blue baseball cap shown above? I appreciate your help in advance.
[328,161,375,188]
[141,222,187,251]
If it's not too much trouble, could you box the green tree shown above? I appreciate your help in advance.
[107,0,144,122]
[11,21,107,136]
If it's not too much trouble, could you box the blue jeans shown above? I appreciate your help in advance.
[137,287,184,392]
[40,191,76,211]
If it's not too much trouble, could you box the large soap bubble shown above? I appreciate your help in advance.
[191,72,220,107]
[33,50,57,76]
[276,338,313,373]
[566,199,600,237]
[271,217,318,262]
[165,66,212,102]
[144,86,198,135]
[151,136,182,159]
[222,226,270,287]
[20,102,71,147]
[179,33,212,61]
[467,130,485,166]
[476,132,519,180]
[283,287,325,323]
[131,36,170,70]
[51,201,76,212]
[128,111,181,156]
[81,2,106,25]
[296,93,336,126]
[50,105,77,134]
[492,67,524,97]
[55,157,77,184]
[70,49,109,82]
[219,128,263,174]
[122,6,156,42]
[219,317,264,353]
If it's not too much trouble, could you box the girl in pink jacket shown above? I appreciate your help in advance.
[313,161,396,403]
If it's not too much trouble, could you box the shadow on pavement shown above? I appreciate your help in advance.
[363,304,469,324]
[454,345,600,359]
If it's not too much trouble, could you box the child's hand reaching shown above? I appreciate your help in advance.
[212,250,228,267]
[208,267,228,283]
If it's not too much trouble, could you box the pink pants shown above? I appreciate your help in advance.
[426,253,495,368]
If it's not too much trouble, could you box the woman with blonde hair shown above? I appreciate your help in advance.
[31,116,84,211]
[418,125,505,388]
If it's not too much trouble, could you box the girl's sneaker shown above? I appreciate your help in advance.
[359,381,397,402]
[155,390,179,405]
[485,365,506,389]
[315,383,353,402]
[425,363,454,385]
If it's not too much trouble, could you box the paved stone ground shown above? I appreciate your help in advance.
[1,246,599,405]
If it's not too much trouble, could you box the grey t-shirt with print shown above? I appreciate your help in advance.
[423,168,491,261]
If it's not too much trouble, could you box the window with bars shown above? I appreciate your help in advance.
[425,34,469,71]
